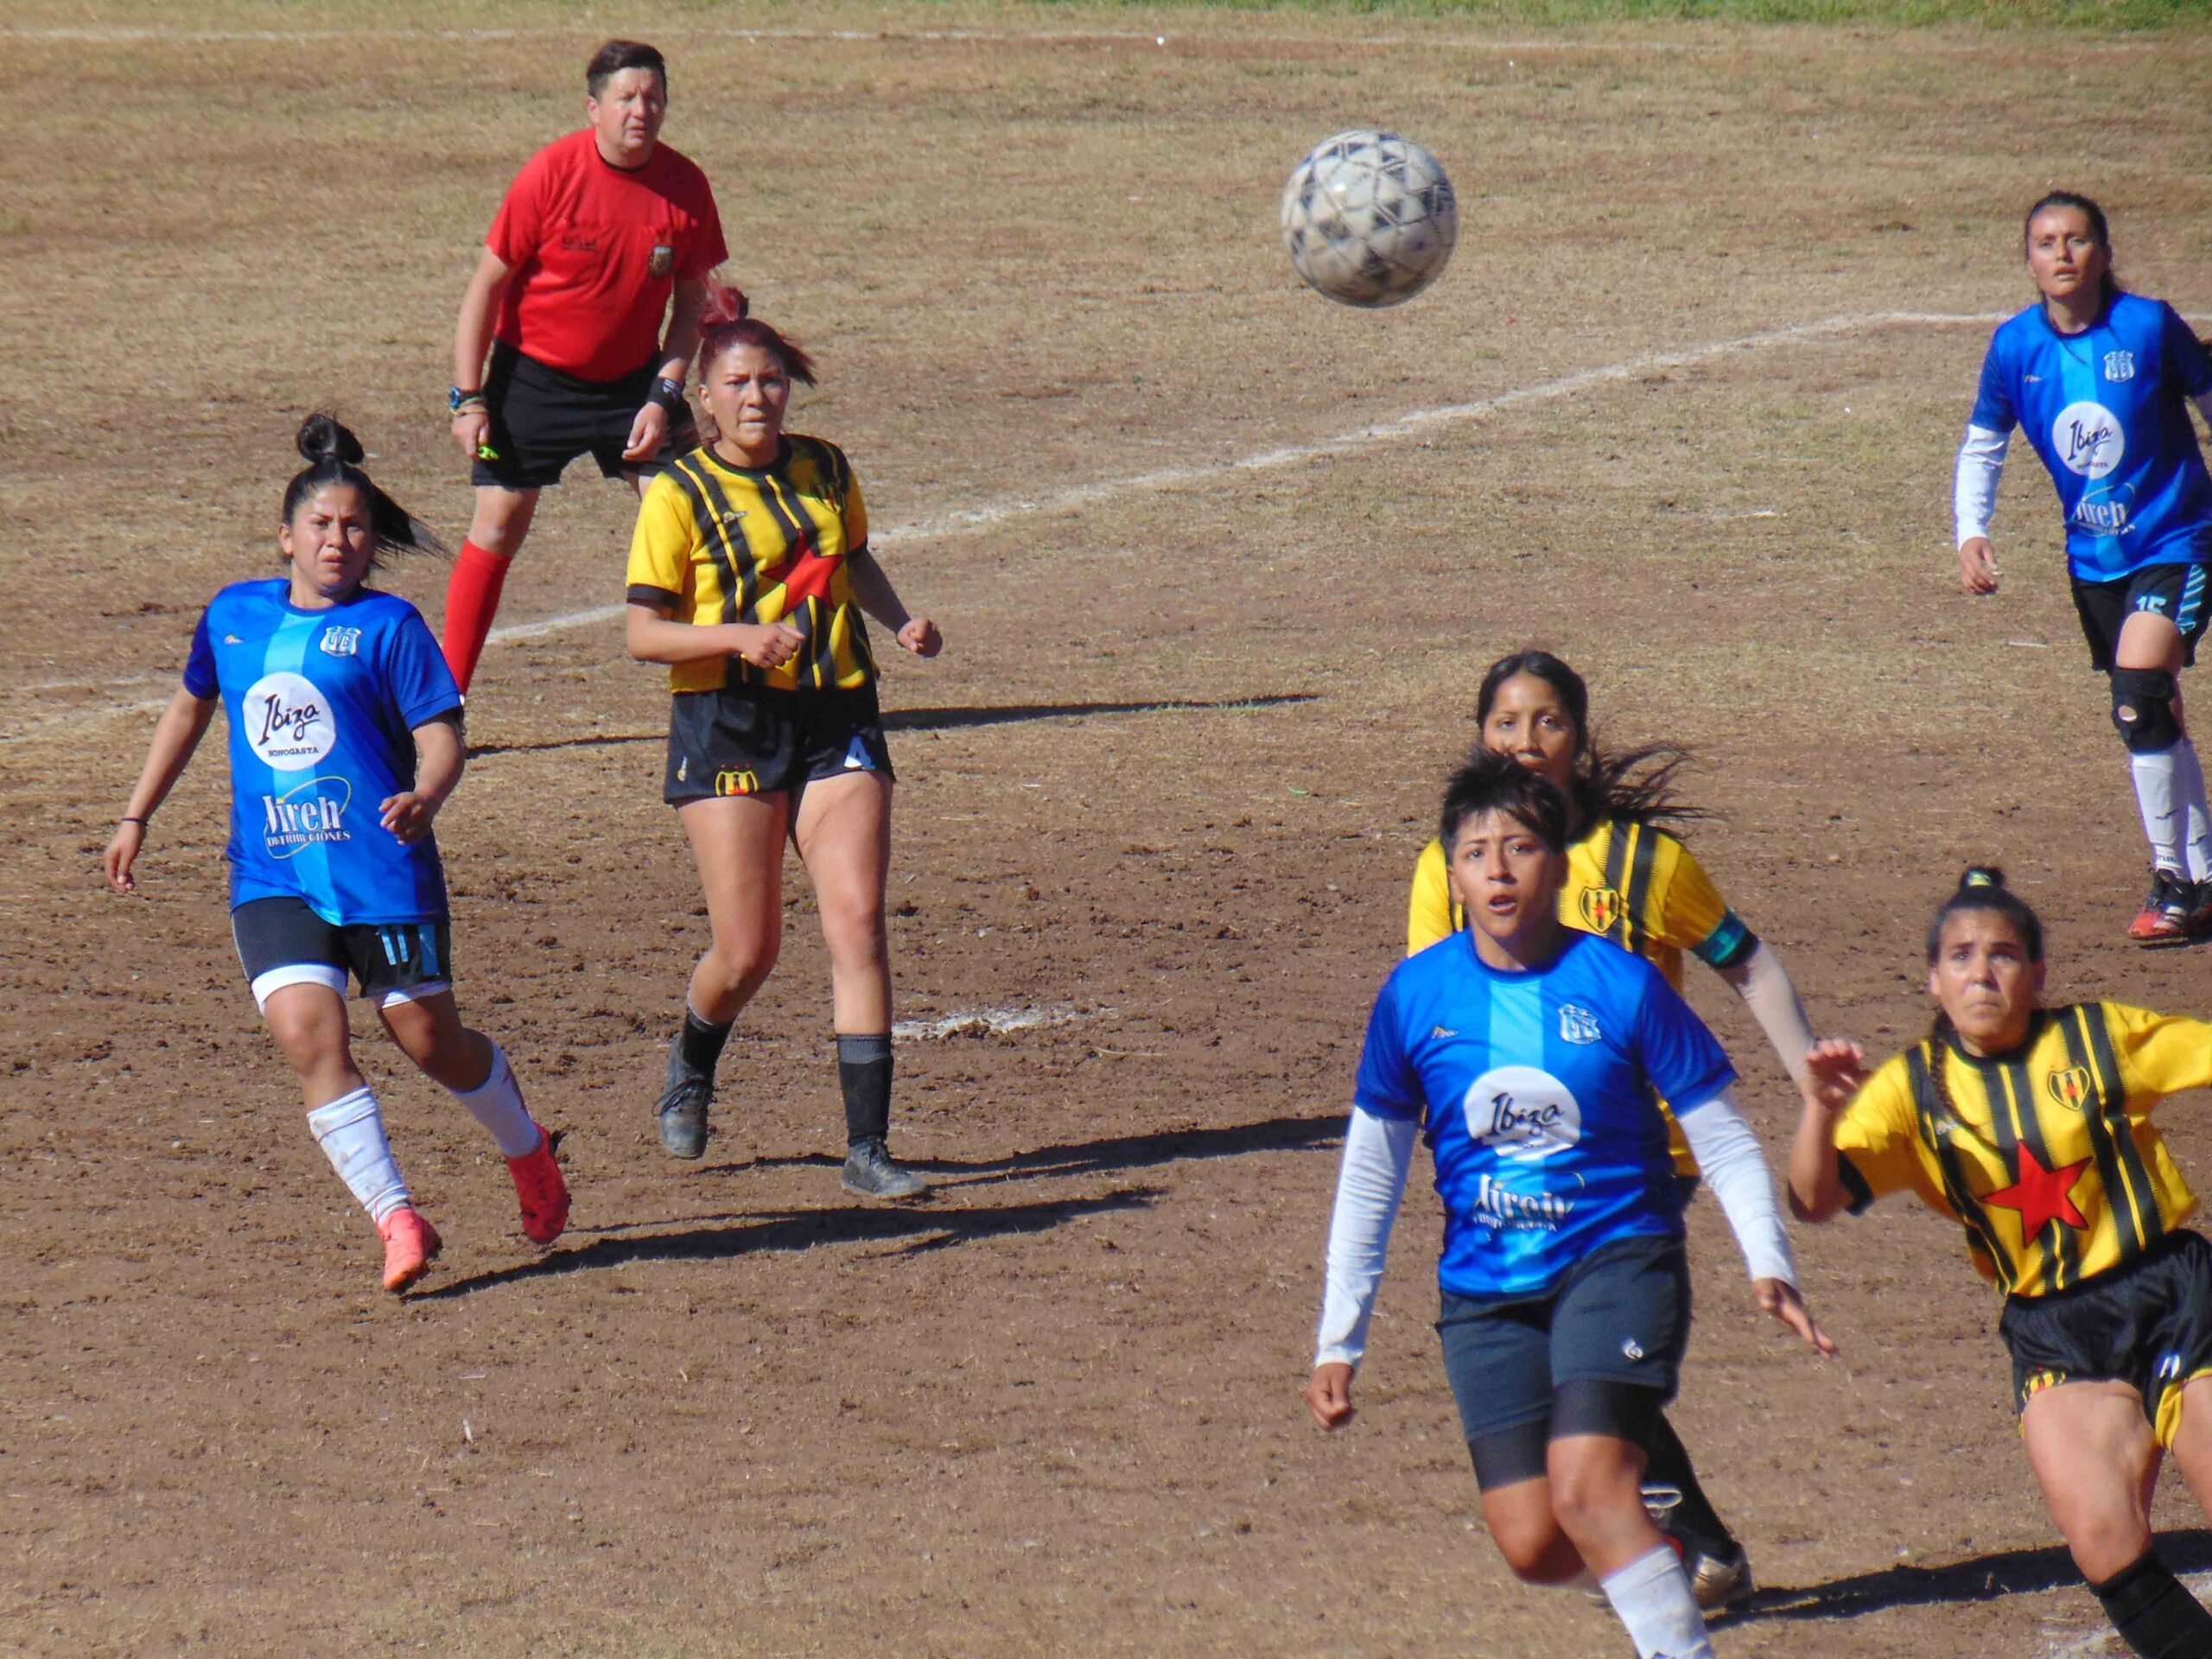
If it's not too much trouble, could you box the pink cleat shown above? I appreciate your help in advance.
[378,1205,442,1294]
[506,1127,569,1245]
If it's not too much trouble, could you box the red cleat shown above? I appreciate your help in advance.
[507,1127,569,1245]
[2129,869,2195,947]
[378,1205,442,1294]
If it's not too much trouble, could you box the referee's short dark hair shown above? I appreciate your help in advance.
[1440,749,1569,856]
[588,40,667,98]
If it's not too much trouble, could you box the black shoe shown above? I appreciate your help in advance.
[842,1137,926,1199]
[655,1057,713,1160]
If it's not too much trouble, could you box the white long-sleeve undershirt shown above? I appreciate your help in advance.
[1732,940,1815,1084]
[1312,1090,1798,1371]
[1955,423,2011,549]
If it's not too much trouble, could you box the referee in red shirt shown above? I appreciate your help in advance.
[442,39,732,694]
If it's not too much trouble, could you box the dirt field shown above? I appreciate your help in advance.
[6,3,2212,1654]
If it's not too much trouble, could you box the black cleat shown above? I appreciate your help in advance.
[655,1058,713,1160]
[842,1137,927,1200]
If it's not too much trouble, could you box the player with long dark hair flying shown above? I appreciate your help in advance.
[1310,752,1831,1659]
[1406,648,1820,1605]
[1793,868,2212,1659]
[626,292,941,1198]
[103,416,568,1294]
[1955,192,2212,944]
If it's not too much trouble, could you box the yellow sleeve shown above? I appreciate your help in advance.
[626,474,696,605]
[2105,1003,2212,1103]
[1407,839,1454,957]
[1654,839,1756,970]
[1831,1055,1936,1211]
[845,465,868,552]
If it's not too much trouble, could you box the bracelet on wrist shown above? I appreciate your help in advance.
[448,385,486,415]
[119,815,150,827]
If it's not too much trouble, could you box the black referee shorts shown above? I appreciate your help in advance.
[664,682,893,806]
[474,341,700,491]
[2003,1230,2212,1449]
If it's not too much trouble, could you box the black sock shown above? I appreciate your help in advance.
[838,1033,893,1146]
[2091,1550,2212,1658]
[1642,1413,1736,1559]
[675,1006,734,1077]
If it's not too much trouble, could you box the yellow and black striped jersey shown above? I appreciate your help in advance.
[1835,1003,2208,1297]
[1407,817,1755,1179]
[1408,817,1756,988]
[626,435,877,696]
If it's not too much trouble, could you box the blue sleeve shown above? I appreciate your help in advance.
[181,609,217,698]
[1352,972,1423,1122]
[1630,964,1736,1112]
[2162,303,2212,399]
[383,607,462,729]
[1967,330,2018,433]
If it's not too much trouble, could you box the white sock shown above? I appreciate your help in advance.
[1599,1546,1713,1659]
[451,1040,540,1160]
[2174,738,2212,880]
[307,1086,410,1224]
[2131,744,2186,874]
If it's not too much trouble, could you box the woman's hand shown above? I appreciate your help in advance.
[897,616,942,658]
[623,400,670,464]
[1799,1037,1868,1115]
[104,821,146,893]
[379,791,442,845]
[1753,1278,1838,1357]
[451,407,492,461]
[1303,1362,1356,1430]
[733,622,806,671]
[1958,536,2000,595]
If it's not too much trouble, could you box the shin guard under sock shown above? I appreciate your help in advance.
[308,1087,410,1224]
[675,1006,734,1077]
[837,1033,893,1146]
[2091,1550,2212,1659]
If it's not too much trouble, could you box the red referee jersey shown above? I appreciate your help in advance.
[486,129,728,383]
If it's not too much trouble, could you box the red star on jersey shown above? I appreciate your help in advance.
[1983,1146,2091,1239]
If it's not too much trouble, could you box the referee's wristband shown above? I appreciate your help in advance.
[448,385,486,416]
[646,377,688,415]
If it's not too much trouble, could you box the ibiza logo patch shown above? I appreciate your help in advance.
[2047,1065,2093,1114]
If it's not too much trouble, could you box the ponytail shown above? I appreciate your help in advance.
[281,414,446,566]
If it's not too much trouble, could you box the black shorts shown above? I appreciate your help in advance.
[664,682,893,806]
[1437,1232,1690,1458]
[232,896,453,1013]
[2002,1230,2212,1449]
[473,341,701,491]
[2070,562,2212,671]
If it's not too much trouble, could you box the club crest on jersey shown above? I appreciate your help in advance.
[1559,1004,1603,1046]
[1579,887,1624,932]
[649,244,676,278]
[2047,1065,2093,1114]
[715,767,760,798]
[2104,350,2136,383]
[318,626,361,658]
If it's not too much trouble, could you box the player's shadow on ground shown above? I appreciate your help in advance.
[465,695,1317,758]
[410,1185,1161,1301]
[694,1111,1344,1191]
[1721,1530,2212,1624]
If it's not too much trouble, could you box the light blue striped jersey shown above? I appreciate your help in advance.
[1354,929,1734,1300]
[181,580,461,924]
[1968,293,2212,581]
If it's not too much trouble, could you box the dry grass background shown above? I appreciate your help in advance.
[4,3,2212,1656]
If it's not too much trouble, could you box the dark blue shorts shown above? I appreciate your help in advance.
[2071,561,2212,671]
[232,896,452,1013]
[1436,1232,1691,1445]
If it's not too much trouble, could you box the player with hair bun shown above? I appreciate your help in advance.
[1310,751,1830,1659]
[441,37,733,696]
[1955,192,2212,944]
[1793,868,2212,1657]
[104,416,568,1294]
[1407,648,1820,1606]
[626,293,942,1199]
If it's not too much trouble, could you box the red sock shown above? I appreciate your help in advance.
[441,539,512,694]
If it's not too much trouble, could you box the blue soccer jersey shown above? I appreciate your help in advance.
[1354,930,1735,1300]
[181,579,462,924]
[1968,293,2212,580]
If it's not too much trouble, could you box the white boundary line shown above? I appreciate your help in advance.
[0,308,1994,747]
[1,24,1682,49]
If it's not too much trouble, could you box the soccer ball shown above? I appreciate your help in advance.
[1280,130,1458,308]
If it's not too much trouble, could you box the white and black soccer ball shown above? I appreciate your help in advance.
[1281,130,1458,308]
